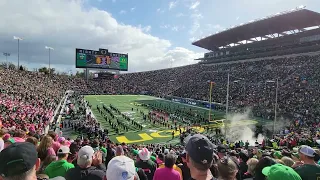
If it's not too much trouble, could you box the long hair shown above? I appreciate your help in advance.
[37,135,53,161]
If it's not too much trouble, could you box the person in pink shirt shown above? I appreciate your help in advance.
[12,129,26,143]
[37,135,56,161]
[153,153,181,180]
[48,131,61,153]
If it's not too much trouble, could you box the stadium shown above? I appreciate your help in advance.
[1,4,320,180]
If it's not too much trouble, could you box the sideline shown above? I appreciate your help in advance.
[44,91,68,134]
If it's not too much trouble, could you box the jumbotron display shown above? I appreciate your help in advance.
[75,48,128,71]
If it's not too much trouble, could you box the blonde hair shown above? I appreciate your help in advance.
[37,135,53,160]
[38,135,53,150]
[217,157,238,180]
[281,157,294,167]
[275,159,285,165]
[246,158,259,175]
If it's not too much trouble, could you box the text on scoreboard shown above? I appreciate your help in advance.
[75,48,128,71]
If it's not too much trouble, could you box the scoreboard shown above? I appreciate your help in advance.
[76,48,128,71]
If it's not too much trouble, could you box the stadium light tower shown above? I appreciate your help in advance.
[45,46,54,74]
[3,52,10,69]
[13,36,23,68]
[265,79,279,135]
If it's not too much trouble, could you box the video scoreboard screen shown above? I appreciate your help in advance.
[76,48,128,71]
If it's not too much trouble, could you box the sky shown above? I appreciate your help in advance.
[0,0,319,73]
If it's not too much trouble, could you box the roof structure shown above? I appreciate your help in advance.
[192,8,320,51]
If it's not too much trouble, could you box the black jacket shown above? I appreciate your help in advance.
[65,166,105,180]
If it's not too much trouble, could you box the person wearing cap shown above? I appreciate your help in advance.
[262,164,302,180]
[0,142,41,180]
[65,145,105,180]
[293,145,320,180]
[135,147,157,180]
[153,153,181,180]
[217,144,227,159]
[185,134,215,180]
[45,146,75,178]
[106,156,139,180]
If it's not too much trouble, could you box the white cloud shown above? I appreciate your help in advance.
[236,16,240,20]
[0,0,201,72]
[176,13,185,17]
[171,26,179,32]
[156,8,164,13]
[145,47,202,70]
[189,37,196,42]
[138,25,151,33]
[130,7,135,12]
[160,24,170,29]
[119,10,126,14]
[169,1,177,10]
[205,24,224,31]
[190,1,200,9]
[189,13,203,35]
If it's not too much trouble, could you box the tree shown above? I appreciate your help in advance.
[8,63,16,70]
[38,67,55,74]
[75,71,85,77]
[38,67,49,74]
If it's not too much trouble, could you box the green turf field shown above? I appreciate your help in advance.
[85,95,267,144]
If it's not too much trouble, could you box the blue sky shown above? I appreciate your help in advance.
[88,0,320,52]
[0,0,320,73]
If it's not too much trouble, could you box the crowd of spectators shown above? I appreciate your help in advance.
[82,53,320,129]
[1,130,320,180]
[1,51,320,179]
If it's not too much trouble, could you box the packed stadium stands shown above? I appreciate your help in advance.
[2,7,320,180]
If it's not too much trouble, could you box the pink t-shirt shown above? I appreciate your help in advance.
[153,167,181,180]
[47,147,56,156]
[51,141,61,153]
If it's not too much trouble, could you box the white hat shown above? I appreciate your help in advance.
[138,148,151,161]
[299,145,316,157]
[106,156,136,180]
[77,145,94,161]
[164,149,169,155]
[57,146,70,155]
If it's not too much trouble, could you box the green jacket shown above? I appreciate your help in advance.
[45,159,75,178]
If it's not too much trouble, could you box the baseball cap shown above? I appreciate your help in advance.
[299,145,315,157]
[131,149,139,156]
[77,145,94,162]
[57,146,70,155]
[106,156,136,180]
[273,151,282,159]
[217,144,228,153]
[262,164,302,180]
[186,134,215,165]
[0,142,38,177]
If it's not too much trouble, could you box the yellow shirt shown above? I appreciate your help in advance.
[158,164,183,180]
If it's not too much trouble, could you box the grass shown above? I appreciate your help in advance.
[84,95,271,144]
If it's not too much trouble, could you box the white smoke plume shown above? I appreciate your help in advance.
[223,108,264,146]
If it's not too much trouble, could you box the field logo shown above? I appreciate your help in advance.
[116,126,205,144]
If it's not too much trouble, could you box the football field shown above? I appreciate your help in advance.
[85,95,263,144]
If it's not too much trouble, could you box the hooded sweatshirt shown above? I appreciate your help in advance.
[45,159,75,178]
